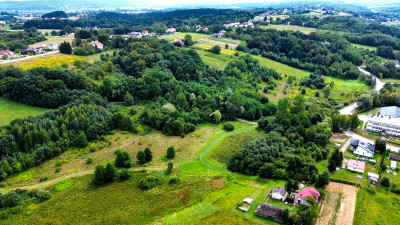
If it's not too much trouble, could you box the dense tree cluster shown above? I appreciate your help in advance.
[0,30,46,51]
[228,96,332,181]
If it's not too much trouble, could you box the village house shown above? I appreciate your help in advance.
[0,50,16,59]
[48,43,59,50]
[270,187,288,201]
[295,187,320,206]
[349,139,375,158]
[368,172,379,184]
[165,27,176,33]
[141,30,148,35]
[366,106,400,136]
[66,32,75,38]
[254,203,284,223]
[90,41,104,50]
[174,37,184,45]
[347,159,365,173]
[202,27,209,33]
[184,25,191,30]
[389,153,400,162]
[195,25,202,31]
[128,31,142,38]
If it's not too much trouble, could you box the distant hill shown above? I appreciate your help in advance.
[42,11,68,19]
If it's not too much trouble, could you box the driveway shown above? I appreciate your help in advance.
[345,130,400,153]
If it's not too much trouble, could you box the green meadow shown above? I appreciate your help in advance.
[0,97,50,126]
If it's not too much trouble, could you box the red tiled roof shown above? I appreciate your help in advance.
[0,50,10,54]
[295,187,320,203]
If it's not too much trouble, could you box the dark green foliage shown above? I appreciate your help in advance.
[316,171,330,188]
[296,206,319,225]
[136,151,146,164]
[375,139,386,153]
[168,176,180,184]
[211,45,221,54]
[165,162,173,175]
[350,113,359,130]
[59,41,72,54]
[285,179,299,194]
[115,150,131,168]
[144,148,152,163]
[105,163,117,182]
[329,149,343,172]
[223,123,235,131]
[184,34,193,46]
[282,209,290,224]
[31,189,52,203]
[300,73,325,89]
[381,177,390,187]
[86,157,94,164]
[1,191,21,208]
[166,146,176,159]
[93,163,116,185]
[42,11,67,19]
[75,131,88,148]
[118,169,131,181]
[138,175,161,190]
[259,163,275,179]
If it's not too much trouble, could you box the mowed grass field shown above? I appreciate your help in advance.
[354,188,400,225]
[0,97,50,126]
[193,43,236,55]
[351,43,377,51]
[263,24,317,34]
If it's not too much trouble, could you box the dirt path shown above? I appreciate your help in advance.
[321,182,359,225]
[316,191,341,225]
[198,38,239,48]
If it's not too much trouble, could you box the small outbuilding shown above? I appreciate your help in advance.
[391,161,397,170]
[254,203,284,223]
[368,172,379,184]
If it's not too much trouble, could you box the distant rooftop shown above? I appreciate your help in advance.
[368,114,400,126]
[381,106,400,117]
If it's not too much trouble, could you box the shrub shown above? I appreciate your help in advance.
[211,45,221,54]
[55,167,61,173]
[138,176,161,190]
[33,189,52,203]
[223,123,235,131]
[381,177,390,187]
[168,176,180,184]
[86,157,94,164]
[166,146,176,159]
[1,191,21,207]
[136,151,146,164]
[118,169,131,181]
[165,162,174,175]
[115,150,131,168]
[144,147,153,162]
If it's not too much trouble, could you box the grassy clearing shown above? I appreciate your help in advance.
[351,43,377,51]
[204,52,231,62]
[160,32,209,42]
[1,172,225,224]
[0,97,50,126]
[3,53,86,70]
[208,37,240,45]
[354,188,400,225]
[263,24,317,34]
[209,129,264,165]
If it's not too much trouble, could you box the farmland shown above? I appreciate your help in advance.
[0,97,50,126]
[263,24,317,34]
[29,38,73,48]
[2,53,86,70]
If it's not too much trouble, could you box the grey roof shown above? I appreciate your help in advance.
[255,204,283,223]
[350,139,359,147]
[381,106,400,117]
[271,187,288,197]
[389,153,400,161]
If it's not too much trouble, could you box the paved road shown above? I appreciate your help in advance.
[0,51,59,65]
[358,66,385,92]
[339,103,359,115]
[345,130,400,153]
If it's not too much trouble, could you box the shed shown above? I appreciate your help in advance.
[243,198,254,204]
[254,203,283,223]
[391,160,397,170]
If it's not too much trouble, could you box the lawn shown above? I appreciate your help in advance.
[193,43,236,55]
[0,97,50,126]
[351,43,377,52]
[263,24,317,34]
[196,49,232,70]
[160,32,209,42]
[354,188,400,225]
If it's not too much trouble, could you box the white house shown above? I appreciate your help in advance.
[48,43,59,50]
[270,187,288,201]
[391,160,397,170]
[366,106,400,136]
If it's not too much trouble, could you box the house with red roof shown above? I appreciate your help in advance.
[165,27,176,33]
[90,41,104,50]
[0,50,16,59]
[202,27,209,33]
[142,30,148,35]
[295,187,320,206]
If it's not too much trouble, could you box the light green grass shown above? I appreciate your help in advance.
[208,37,239,44]
[354,188,400,225]
[351,43,377,51]
[160,32,209,42]
[0,97,50,126]
[46,36,75,40]
[54,179,74,191]
[196,49,231,70]
[263,24,317,34]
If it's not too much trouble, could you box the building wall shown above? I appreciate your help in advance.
[367,121,400,136]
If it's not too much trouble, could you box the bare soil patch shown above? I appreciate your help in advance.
[317,191,341,225]
[319,182,359,225]
[330,133,348,143]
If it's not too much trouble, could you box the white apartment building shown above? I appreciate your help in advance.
[366,106,400,137]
